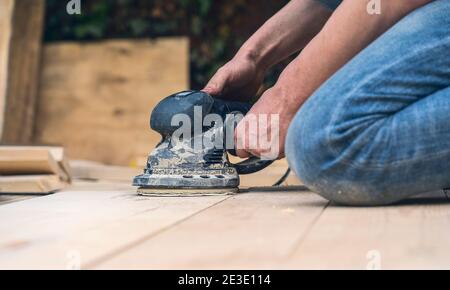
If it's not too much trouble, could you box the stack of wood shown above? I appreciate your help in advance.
[0,146,71,195]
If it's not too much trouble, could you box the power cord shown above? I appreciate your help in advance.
[273,168,291,186]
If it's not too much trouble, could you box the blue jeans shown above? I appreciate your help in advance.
[285,0,450,206]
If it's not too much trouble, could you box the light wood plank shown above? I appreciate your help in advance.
[0,174,66,194]
[287,190,450,269]
[0,184,229,269]
[94,190,328,269]
[0,147,70,181]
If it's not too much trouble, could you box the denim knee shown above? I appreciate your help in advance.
[284,0,450,206]
[285,104,400,206]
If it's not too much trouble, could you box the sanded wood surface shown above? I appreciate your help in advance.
[0,0,45,144]
[0,184,228,269]
[95,190,328,269]
[34,38,189,166]
[288,191,450,270]
[0,173,449,269]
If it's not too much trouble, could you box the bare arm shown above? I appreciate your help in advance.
[203,0,332,100]
[239,0,333,70]
[273,0,434,111]
[235,0,435,158]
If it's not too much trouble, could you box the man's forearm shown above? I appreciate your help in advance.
[275,0,434,108]
[237,0,332,70]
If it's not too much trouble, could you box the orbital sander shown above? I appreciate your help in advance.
[132,90,276,196]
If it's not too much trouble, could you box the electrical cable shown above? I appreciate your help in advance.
[273,168,291,186]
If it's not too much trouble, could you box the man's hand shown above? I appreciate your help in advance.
[234,86,298,159]
[200,0,332,158]
[235,0,434,160]
[202,0,331,101]
[202,54,265,102]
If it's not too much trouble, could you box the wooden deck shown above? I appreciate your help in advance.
[1,164,449,270]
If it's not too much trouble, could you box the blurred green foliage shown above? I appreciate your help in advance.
[45,0,290,90]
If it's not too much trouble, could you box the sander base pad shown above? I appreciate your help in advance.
[137,187,239,197]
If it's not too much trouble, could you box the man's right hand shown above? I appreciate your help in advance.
[202,54,266,102]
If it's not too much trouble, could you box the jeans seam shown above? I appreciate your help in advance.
[336,147,450,169]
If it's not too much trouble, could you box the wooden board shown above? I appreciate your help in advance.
[0,184,228,269]
[0,175,66,194]
[287,191,450,269]
[1,168,449,269]
[0,0,45,144]
[0,147,70,181]
[95,190,328,269]
[34,38,189,166]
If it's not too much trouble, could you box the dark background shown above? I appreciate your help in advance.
[44,0,291,91]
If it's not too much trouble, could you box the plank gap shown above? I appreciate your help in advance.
[286,201,330,258]
[83,195,233,269]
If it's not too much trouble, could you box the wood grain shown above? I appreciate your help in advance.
[0,0,14,137]
[0,181,449,269]
[0,183,228,269]
[34,38,189,165]
[0,0,45,144]
[287,191,450,269]
[95,190,328,269]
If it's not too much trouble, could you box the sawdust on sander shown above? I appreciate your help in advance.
[137,187,238,197]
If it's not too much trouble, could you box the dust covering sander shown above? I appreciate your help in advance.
[132,90,275,196]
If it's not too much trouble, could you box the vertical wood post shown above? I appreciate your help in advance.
[0,0,46,144]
